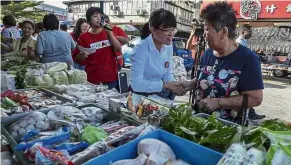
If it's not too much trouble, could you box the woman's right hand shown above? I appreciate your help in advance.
[165,81,187,96]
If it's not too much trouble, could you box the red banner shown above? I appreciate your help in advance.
[202,0,291,19]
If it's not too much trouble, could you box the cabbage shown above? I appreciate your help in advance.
[66,70,87,84]
[51,71,69,85]
[33,74,55,86]
[25,72,33,86]
[44,62,68,74]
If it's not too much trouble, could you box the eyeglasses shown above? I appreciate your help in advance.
[156,27,178,34]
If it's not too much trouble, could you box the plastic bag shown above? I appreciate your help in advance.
[67,91,97,103]
[43,62,68,74]
[66,70,87,84]
[217,143,266,165]
[15,132,70,151]
[35,145,74,165]
[10,112,49,140]
[49,141,89,156]
[47,106,87,129]
[81,126,108,145]
[70,141,109,165]
[100,121,128,134]
[47,106,87,142]
[263,129,291,165]
[32,74,55,87]
[80,107,107,125]
[51,71,69,85]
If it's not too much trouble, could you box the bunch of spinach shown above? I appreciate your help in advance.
[162,104,237,153]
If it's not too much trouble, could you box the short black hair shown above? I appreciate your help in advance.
[2,15,17,26]
[238,24,252,33]
[149,8,176,29]
[86,7,104,25]
[21,20,35,30]
[43,14,59,30]
[140,8,176,39]
[35,22,44,31]
[200,2,237,39]
[60,23,68,31]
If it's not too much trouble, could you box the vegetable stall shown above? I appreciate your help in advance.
[1,61,291,165]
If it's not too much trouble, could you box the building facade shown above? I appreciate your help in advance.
[63,0,201,33]
[202,0,291,27]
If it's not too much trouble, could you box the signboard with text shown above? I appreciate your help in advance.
[202,0,291,20]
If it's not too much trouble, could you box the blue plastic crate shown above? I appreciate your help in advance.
[84,129,222,165]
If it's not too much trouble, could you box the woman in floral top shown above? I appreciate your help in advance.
[183,2,264,125]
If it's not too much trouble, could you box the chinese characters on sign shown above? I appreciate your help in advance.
[287,4,291,13]
[265,4,277,14]
[202,1,291,19]
[240,0,261,20]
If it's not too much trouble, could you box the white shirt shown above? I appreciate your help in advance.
[130,34,174,93]
[236,36,248,47]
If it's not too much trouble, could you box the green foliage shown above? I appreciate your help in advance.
[1,1,47,22]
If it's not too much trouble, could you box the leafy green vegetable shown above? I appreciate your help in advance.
[162,104,237,153]
[45,62,67,74]
[66,70,87,84]
[51,71,69,85]
[261,119,291,131]
[33,74,55,87]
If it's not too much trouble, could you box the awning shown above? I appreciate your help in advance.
[274,22,291,27]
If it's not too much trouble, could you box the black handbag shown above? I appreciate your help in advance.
[234,95,249,126]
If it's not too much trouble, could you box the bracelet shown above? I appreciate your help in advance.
[217,98,222,109]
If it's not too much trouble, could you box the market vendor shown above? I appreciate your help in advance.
[1,20,37,61]
[130,8,186,108]
[182,2,264,125]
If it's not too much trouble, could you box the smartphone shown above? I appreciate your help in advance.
[118,72,128,94]
[100,15,105,25]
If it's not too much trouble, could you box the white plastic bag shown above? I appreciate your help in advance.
[10,112,49,139]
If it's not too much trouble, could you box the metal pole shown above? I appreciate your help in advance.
[100,1,104,11]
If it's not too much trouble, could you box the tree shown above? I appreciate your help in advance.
[1,1,47,22]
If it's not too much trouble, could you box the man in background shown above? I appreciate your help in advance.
[237,24,266,120]
[60,23,68,32]
[186,19,199,59]
[236,24,252,47]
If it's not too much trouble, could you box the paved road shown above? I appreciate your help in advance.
[175,79,291,122]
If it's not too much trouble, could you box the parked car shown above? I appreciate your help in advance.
[122,36,194,71]
[259,54,291,78]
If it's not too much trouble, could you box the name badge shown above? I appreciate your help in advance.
[165,61,169,68]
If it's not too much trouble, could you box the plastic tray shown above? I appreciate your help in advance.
[1,88,74,123]
[1,104,140,165]
[84,129,223,165]
[193,113,239,126]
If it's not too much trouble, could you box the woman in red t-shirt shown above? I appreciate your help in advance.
[72,7,121,89]
[70,18,89,70]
